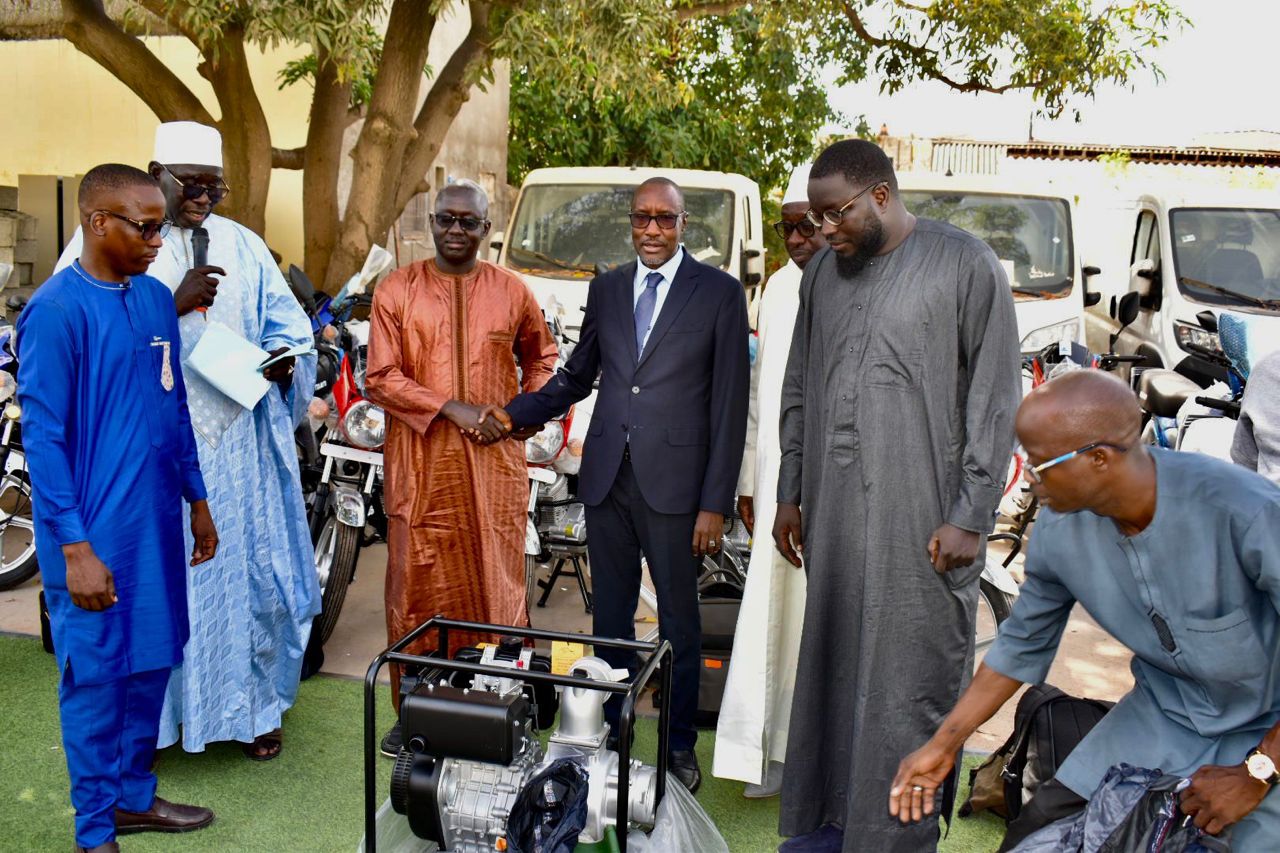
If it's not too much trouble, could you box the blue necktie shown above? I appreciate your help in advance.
[634,271,662,355]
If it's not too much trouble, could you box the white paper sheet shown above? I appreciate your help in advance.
[183,321,272,411]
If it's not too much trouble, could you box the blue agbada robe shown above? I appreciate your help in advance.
[18,267,206,683]
[56,215,320,751]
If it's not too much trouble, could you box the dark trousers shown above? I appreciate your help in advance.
[58,664,170,847]
[997,778,1088,851]
[585,457,701,752]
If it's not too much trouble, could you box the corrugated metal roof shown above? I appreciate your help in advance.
[1003,141,1280,168]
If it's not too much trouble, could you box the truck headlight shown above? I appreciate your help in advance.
[1020,319,1080,355]
[1174,321,1222,355]
[341,400,386,449]
[524,420,564,465]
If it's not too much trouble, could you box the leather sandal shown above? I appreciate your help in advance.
[241,728,283,761]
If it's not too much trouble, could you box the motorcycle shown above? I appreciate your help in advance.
[0,272,36,592]
[288,250,392,648]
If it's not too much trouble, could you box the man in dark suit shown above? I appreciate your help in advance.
[493,177,749,791]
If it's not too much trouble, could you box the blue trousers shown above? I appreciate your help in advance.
[585,457,701,751]
[57,662,168,847]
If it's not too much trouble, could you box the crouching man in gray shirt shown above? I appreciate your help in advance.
[889,369,1280,851]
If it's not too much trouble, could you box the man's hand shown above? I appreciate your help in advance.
[772,503,803,568]
[189,500,219,566]
[443,401,508,444]
[1179,763,1269,835]
[737,495,755,536]
[692,511,724,557]
[510,424,542,441]
[173,266,225,316]
[62,542,116,611]
[927,523,980,573]
[261,347,296,386]
[889,741,956,825]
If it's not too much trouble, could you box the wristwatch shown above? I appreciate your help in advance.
[1245,748,1280,786]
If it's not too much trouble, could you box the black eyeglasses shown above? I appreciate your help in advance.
[1026,441,1130,483]
[629,212,684,230]
[806,181,886,228]
[162,165,230,204]
[431,213,489,233]
[773,219,818,240]
[97,210,172,240]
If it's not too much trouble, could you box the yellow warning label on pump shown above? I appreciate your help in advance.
[551,641,588,675]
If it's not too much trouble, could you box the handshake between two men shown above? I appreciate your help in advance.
[440,400,540,444]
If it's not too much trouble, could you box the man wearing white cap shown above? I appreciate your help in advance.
[57,121,319,761]
[713,164,825,797]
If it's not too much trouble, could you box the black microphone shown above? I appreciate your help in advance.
[191,226,210,314]
[192,226,209,268]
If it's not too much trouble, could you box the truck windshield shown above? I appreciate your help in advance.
[505,184,734,280]
[901,191,1073,299]
[1171,208,1280,311]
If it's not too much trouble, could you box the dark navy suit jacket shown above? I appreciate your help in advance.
[506,252,749,515]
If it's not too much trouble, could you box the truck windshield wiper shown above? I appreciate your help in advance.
[511,247,595,273]
[1179,276,1280,310]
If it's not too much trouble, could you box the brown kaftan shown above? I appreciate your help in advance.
[366,259,557,688]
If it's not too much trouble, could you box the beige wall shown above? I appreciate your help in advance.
[1,4,509,278]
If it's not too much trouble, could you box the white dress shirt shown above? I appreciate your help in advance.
[632,245,685,351]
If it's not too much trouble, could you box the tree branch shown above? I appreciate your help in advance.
[273,147,306,169]
[675,1,748,21]
[840,1,1021,95]
[131,0,204,49]
[396,1,494,213]
[60,0,214,124]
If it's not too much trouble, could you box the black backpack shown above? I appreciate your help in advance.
[960,684,1113,821]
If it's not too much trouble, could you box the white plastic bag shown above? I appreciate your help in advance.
[625,775,729,853]
[356,797,438,853]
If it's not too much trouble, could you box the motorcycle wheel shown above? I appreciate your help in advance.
[0,472,38,591]
[312,513,360,647]
[525,554,540,614]
[636,549,746,644]
[975,577,1015,652]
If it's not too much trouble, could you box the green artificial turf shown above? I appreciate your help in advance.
[0,635,1006,851]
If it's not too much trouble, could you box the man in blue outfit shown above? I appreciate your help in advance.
[890,370,1280,852]
[19,164,219,852]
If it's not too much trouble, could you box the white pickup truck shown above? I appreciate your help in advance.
[491,166,766,331]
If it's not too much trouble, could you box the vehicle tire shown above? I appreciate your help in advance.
[976,577,1016,652]
[0,472,38,591]
[312,513,360,647]
[525,554,539,614]
[637,551,742,643]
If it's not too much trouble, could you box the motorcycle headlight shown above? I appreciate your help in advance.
[524,420,564,465]
[341,400,386,449]
[1020,319,1080,355]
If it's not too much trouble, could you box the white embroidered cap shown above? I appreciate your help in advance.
[782,163,812,206]
[153,121,223,168]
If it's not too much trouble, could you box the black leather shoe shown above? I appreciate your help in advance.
[380,721,403,757]
[115,796,214,834]
[669,750,701,794]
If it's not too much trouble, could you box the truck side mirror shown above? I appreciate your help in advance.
[1081,265,1102,306]
[488,230,505,264]
[1196,310,1218,333]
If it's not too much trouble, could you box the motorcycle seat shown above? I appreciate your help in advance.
[1136,369,1201,419]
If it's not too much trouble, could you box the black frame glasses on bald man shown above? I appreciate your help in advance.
[430,213,489,233]
[161,165,230,204]
[97,210,172,241]
[629,212,684,230]
[773,219,818,240]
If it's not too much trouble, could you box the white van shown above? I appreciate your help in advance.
[492,166,765,331]
[896,173,1092,356]
[1083,188,1280,385]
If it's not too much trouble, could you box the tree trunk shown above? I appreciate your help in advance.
[302,51,352,290]
[322,0,438,292]
[201,28,272,236]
